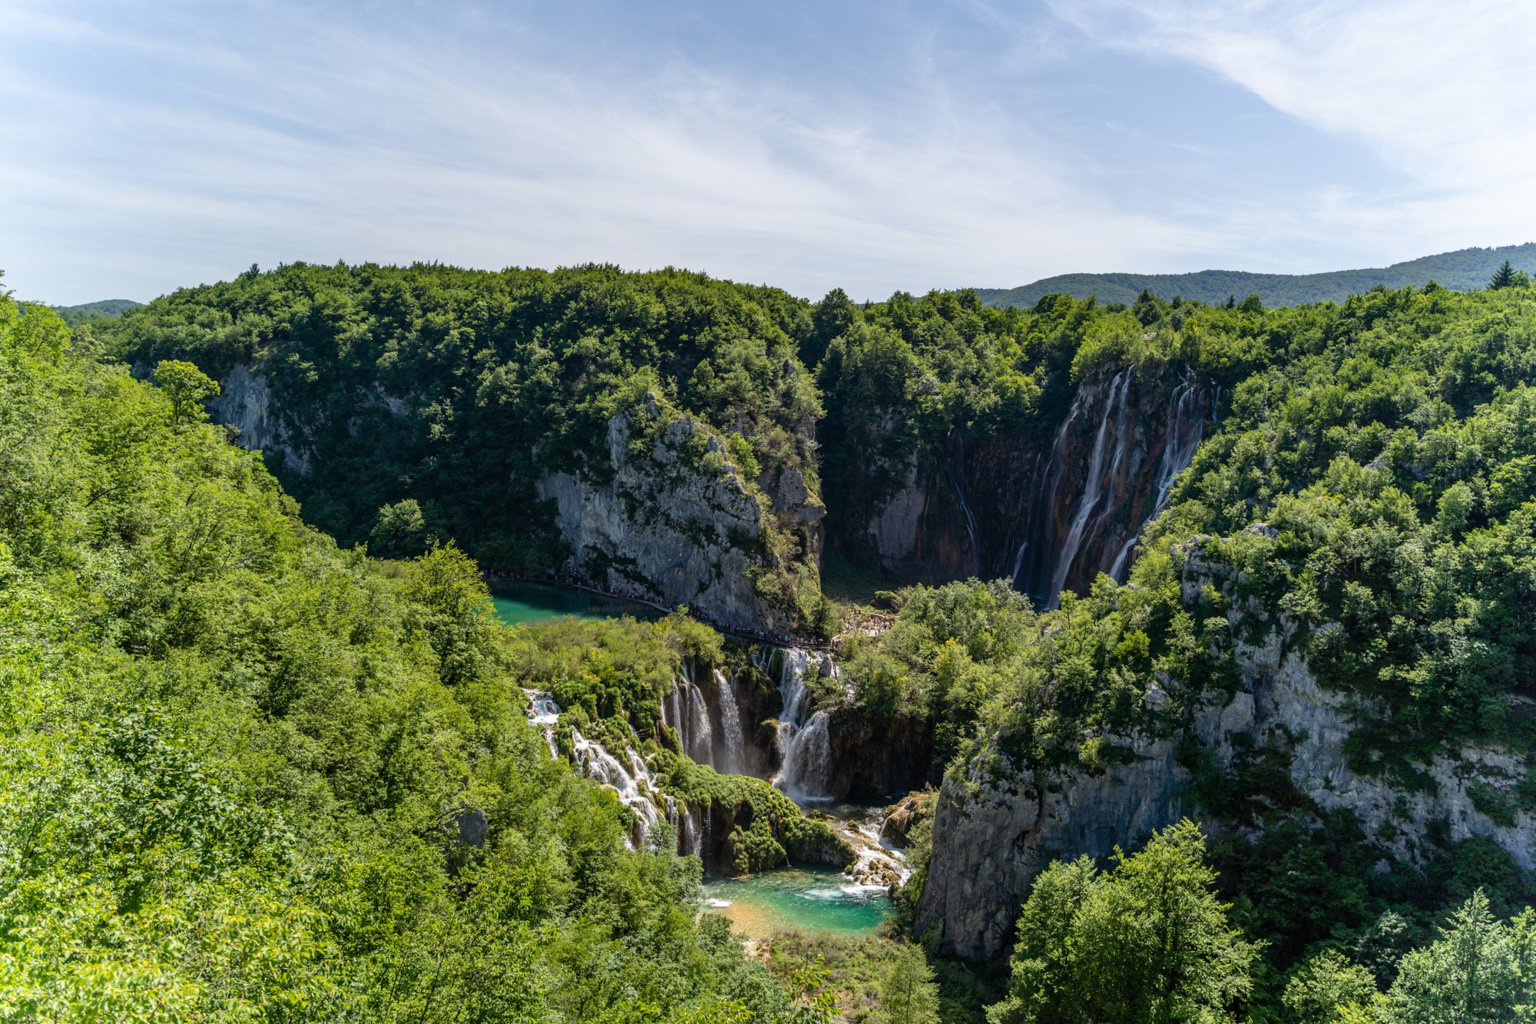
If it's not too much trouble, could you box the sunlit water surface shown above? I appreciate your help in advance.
[489,580,662,626]
[701,866,894,939]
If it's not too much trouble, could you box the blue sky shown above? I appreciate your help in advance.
[3,0,1533,304]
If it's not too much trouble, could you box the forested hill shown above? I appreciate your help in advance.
[979,242,1536,309]
[0,290,810,1020]
[51,297,143,325]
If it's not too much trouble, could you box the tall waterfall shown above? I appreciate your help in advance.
[771,648,833,803]
[1107,373,1209,579]
[685,682,714,765]
[713,668,748,775]
[1013,366,1213,608]
[1045,368,1134,607]
[661,660,755,776]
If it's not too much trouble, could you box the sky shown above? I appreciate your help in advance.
[2,0,1533,305]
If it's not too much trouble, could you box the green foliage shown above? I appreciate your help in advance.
[1378,891,1536,1023]
[0,293,800,1022]
[1281,951,1378,1024]
[369,497,434,557]
[765,934,992,1024]
[102,261,824,618]
[989,821,1259,1024]
[651,751,852,874]
[152,357,219,425]
[880,943,942,1024]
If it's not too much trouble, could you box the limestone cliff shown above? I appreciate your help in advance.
[915,534,1536,961]
[206,364,310,474]
[205,364,816,628]
[536,399,801,630]
[853,365,1215,602]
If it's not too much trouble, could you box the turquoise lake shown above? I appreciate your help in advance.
[488,580,663,627]
[701,866,894,939]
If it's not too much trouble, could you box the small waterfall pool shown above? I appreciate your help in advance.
[701,866,894,939]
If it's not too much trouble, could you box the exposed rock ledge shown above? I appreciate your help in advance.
[207,364,310,474]
[916,557,1536,961]
[538,401,791,631]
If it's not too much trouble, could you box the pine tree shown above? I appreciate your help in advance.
[1489,259,1516,289]
[880,944,940,1024]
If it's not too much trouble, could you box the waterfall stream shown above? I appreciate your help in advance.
[713,668,748,775]
[1013,366,1213,607]
[771,648,834,803]
[662,660,756,777]
[571,726,660,848]
[1045,368,1133,607]
[523,689,663,849]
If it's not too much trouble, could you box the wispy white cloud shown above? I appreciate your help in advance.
[1043,0,1536,258]
[0,0,1202,303]
[2,0,1531,304]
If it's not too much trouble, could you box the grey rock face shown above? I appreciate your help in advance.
[916,734,1188,960]
[207,365,310,474]
[867,466,925,571]
[916,547,1536,961]
[538,406,789,630]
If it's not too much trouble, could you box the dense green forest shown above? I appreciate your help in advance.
[978,242,1536,309]
[12,261,1536,1021]
[101,263,825,622]
[0,292,839,1022]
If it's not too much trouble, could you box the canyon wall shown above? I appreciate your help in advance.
[856,365,1216,605]
[537,401,800,631]
[207,366,815,630]
[914,535,1536,960]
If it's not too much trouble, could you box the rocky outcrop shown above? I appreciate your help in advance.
[915,540,1536,961]
[881,791,934,847]
[867,467,926,571]
[538,401,799,630]
[207,364,310,474]
[915,731,1189,959]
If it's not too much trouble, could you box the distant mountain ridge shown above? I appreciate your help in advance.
[51,298,143,326]
[978,243,1536,310]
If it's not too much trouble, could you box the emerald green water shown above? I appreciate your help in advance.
[701,867,894,939]
[488,581,662,626]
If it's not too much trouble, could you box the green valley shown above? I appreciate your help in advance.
[7,258,1536,1023]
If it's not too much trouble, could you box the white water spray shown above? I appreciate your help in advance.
[771,648,833,803]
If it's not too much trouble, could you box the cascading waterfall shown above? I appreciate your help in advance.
[570,726,660,848]
[523,689,562,758]
[713,668,748,776]
[771,648,833,803]
[662,659,754,776]
[1045,368,1134,607]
